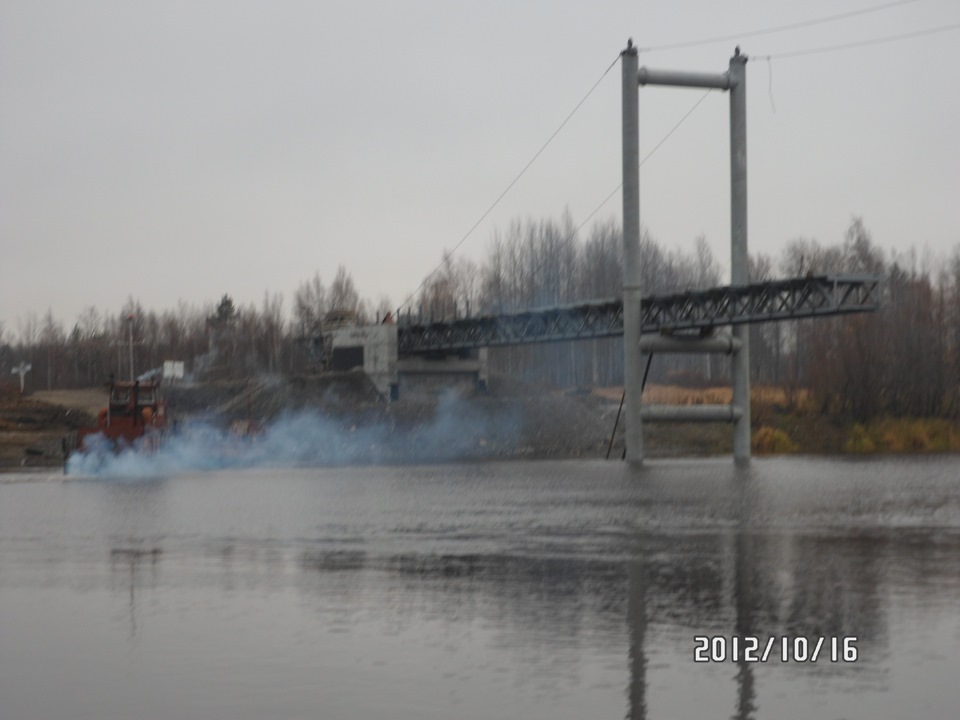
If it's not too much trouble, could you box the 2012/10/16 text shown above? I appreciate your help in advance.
[693,636,858,663]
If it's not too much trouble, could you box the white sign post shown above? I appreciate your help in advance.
[163,360,185,383]
[11,362,32,393]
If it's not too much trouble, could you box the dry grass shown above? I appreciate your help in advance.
[33,389,108,417]
[594,384,731,404]
[753,426,799,454]
[645,385,732,404]
[593,384,807,407]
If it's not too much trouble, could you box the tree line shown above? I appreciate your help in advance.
[2,214,958,421]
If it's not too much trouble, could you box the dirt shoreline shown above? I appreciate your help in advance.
[3,377,956,472]
[0,377,722,471]
[0,392,97,470]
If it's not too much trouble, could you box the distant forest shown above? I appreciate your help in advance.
[2,215,959,422]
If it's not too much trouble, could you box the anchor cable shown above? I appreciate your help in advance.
[635,0,921,53]
[754,21,960,60]
[399,54,620,311]
[572,89,714,237]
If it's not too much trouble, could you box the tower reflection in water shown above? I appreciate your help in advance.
[624,469,897,720]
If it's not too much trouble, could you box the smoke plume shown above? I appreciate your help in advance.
[66,391,520,478]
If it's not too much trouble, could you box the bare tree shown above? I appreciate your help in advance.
[374,295,394,324]
[39,309,66,390]
[17,312,40,348]
[420,252,482,320]
[260,291,285,373]
[329,265,361,316]
[294,272,327,335]
[692,235,721,289]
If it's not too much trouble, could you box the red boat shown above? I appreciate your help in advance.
[71,378,169,455]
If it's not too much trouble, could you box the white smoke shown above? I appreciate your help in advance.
[65,390,519,478]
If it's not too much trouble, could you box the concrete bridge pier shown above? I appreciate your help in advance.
[324,323,488,401]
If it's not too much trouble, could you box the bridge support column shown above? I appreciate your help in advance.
[631,45,751,464]
[621,41,643,464]
[729,51,751,463]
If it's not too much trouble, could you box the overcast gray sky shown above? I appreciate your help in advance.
[2,0,958,335]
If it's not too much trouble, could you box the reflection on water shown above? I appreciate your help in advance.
[109,546,161,640]
[1,457,959,719]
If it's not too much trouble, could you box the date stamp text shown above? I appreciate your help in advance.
[693,636,858,663]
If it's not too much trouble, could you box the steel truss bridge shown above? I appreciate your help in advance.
[396,274,880,355]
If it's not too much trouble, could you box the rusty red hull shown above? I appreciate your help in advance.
[69,378,169,456]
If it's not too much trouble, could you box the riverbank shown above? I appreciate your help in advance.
[2,377,958,471]
[0,391,95,469]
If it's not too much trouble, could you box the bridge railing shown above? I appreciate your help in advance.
[396,274,881,355]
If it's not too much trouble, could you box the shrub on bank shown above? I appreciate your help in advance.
[843,423,876,453]
[843,418,960,453]
[752,426,798,454]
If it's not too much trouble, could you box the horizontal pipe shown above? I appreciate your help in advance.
[637,67,732,90]
[639,335,741,354]
[640,404,743,423]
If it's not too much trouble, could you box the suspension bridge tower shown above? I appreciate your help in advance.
[621,41,751,464]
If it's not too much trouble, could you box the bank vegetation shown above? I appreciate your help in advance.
[2,215,958,453]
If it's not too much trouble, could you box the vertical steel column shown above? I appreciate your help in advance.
[621,41,643,464]
[127,314,135,381]
[729,50,751,463]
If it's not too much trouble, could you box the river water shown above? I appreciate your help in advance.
[1,456,958,719]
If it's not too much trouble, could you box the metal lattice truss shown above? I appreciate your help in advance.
[396,274,880,355]
[398,299,626,355]
[642,274,880,332]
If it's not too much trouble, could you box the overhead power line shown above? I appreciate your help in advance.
[756,21,960,59]
[403,75,715,311]
[401,1,954,311]
[572,90,714,236]
[576,16,960,237]
[399,54,620,310]
[636,0,921,53]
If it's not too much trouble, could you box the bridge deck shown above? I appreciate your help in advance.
[396,275,880,354]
